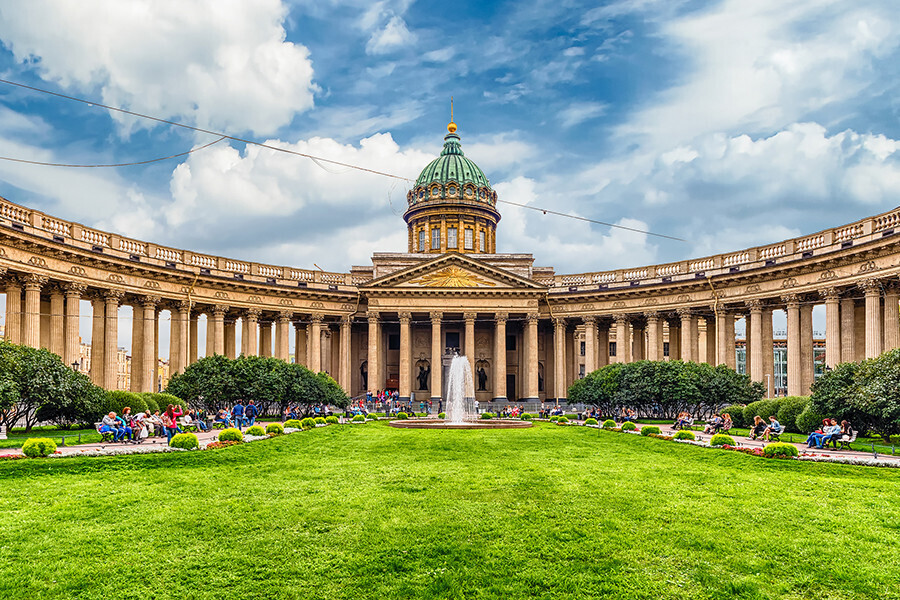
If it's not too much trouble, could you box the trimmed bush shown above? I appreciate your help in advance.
[300,418,315,430]
[710,433,735,447]
[150,392,188,412]
[673,430,696,441]
[366,413,377,420]
[438,412,446,419]
[138,393,160,414]
[218,428,243,442]
[395,412,408,420]
[640,425,661,436]
[776,396,810,433]
[283,419,302,429]
[557,416,569,424]
[763,442,799,458]
[621,421,637,431]
[520,413,533,421]
[169,433,198,450]
[480,412,495,420]
[314,417,326,425]
[742,399,781,426]
[246,425,265,436]
[796,406,827,434]
[102,390,147,417]
[584,418,598,426]
[602,419,616,429]
[21,437,57,458]
[266,423,285,435]
[721,404,748,429]
[549,416,559,422]
[352,414,366,422]
[325,416,339,424]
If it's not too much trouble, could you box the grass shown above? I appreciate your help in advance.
[1,423,899,599]
[0,426,100,449]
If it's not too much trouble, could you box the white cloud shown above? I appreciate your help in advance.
[366,16,416,55]
[0,0,316,136]
[558,102,608,128]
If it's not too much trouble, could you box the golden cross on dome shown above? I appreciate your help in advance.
[448,96,457,133]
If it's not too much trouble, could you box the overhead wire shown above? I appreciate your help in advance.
[0,77,686,243]
[0,136,227,168]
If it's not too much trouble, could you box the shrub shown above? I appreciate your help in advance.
[520,413,533,421]
[673,430,696,441]
[480,412,495,420]
[266,423,284,435]
[721,404,748,429]
[396,412,408,420]
[314,417,326,425]
[366,413,377,420]
[300,418,315,430]
[549,416,559,422]
[621,421,637,431]
[763,442,799,459]
[796,406,827,434]
[584,418,598,426]
[776,396,810,433]
[557,416,569,424]
[602,419,616,429]
[438,412,446,419]
[352,414,365,422]
[640,425,661,436]
[710,434,735,447]
[138,393,160,414]
[283,419,302,429]
[169,433,198,450]
[21,438,57,458]
[742,399,781,426]
[246,425,265,436]
[325,416,339,424]
[205,440,242,450]
[218,428,243,442]
[102,390,147,417]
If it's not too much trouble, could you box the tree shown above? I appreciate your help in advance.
[166,355,238,412]
[568,363,622,415]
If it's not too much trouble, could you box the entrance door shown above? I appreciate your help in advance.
[506,374,516,401]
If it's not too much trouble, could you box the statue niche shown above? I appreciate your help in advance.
[415,359,430,391]
[475,359,490,392]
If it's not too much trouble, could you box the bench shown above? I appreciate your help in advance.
[95,422,116,443]
[768,427,784,442]
[179,418,200,433]
[838,430,858,451]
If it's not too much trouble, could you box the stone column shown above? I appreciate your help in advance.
[646,312,661,361]
[131,301,144,393]
[677,309,693,362]
[23,274,46,348]
[582,315,597,374]
[668,319,681,361]
[783,294,801,396]
[275,311,291,361]
[398,312,412,401]
[884,283,900,351]
[614,315,629,364]
[205,311,215,358]
[762,308,774,398]
[103,290,123,390]
[259,321,272,357]
[430,311,442,402]
[597,322,609,367]
[800,302,814,394]
[367,311,380,392]
[241,309,259,357]
[860,279,883,358]
[746,300,764,385]
[49,287,64,357]
[524,313,539,401]
[63,283,85,369]
[714,308,729,366]
[704,316,717,365]
[634,321,646,361]
[189,313,199,364]
[492,312,508,401]
[566,325,576,385]
[553,318,567,401]
[340,316,352,393]
[211,305,227,356]
[90,297,105,387]
[725,313,736,369]
[309,313,323,372]
[293,320,306,366]
[167,304,180,378]
[141,296,160,393]
[4,276,22,344]
[840,297,856,363]
[464,312,476,381]
[224,319,237,359]
[820,287,842,368]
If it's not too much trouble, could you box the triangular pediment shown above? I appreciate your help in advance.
[362,254,545,290]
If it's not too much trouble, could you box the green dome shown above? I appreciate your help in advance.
[415,132,491,188]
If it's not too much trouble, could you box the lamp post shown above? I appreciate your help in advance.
[72,359,80,372]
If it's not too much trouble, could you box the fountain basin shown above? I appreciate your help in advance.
[388,419,532,429]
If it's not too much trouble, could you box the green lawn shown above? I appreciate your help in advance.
[0,426,100,449]
[1,423,899,599]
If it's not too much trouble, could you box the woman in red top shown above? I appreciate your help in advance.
[162,404,183,444]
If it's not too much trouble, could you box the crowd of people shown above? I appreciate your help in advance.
[806,418,853,450]
[98,403,193,444]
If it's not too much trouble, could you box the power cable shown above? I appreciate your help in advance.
[0,136,227,168]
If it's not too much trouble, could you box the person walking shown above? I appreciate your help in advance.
[162,403,183,444]
[232,400,245,431]
[245,400,259,427]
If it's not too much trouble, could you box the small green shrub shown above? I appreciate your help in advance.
[776,396,810,433]
[480,412,495,420]
[520,413,533,421]
[396,412,408,420]
[795,406,827,434]
[314,417,326,425]
[602,419,616,429]
[557,416,569,424]
[21,438,57,458]
[763,442,799,458]
[549,416,559,422]
[169,433,198,450]
[218,428,243,442]
[721,404,747,429]
[366,413,377,420]
[352,414,365,422]
[673,430,696,441]
[283,419,302,429]
[246,425,265,436]
[584,418,598,425]
[326,416,339,424]
[621,421,637,431]
[266,423,285,435]
[300,418,315,430]
[438,412,446,419]
[710,433,735,447]
[640,425,661,436]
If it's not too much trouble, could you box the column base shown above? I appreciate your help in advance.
[520,396,540,402]
[430,396,442,402]
[492,396,508,402]
[398,396,410,403]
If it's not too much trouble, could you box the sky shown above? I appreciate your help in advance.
[0,0,899,356]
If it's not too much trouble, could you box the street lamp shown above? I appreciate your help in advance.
[71,359,80,372]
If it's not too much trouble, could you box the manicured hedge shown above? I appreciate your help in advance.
[169,433,198,450]
[283,419,302,429]
[776,396,810,432]
[218,428,243,442]
[300,418,315,430]
[602,419,616,429]
[326,416,339,424]
[266,423,285,435]
[22,438,57,458]
[710,433,735,447]
[673,430,696,441]
[352,414,365,422]
[763,442,799,458]
[246,425,266,436]
[584,418,598,426]
[640,425,661,436]
[621,421,637,431]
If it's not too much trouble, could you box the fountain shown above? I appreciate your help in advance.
[389,355,532,429]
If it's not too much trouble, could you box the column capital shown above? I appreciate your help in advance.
[142,295,161,308]
[819,287,841,301]
[745,299,763,312]
[310,312,324,324]
[277,310,293,322]
[675,307,692,318]
[525,313,539,324]
[463,312,477,322]
[614,314,629,324]
[582,315,596,325]
[366,310,380,323]
[63,281,87,297]
[245,307,262,319]
[24,273,48,290]
[859,278,881,294]
[781,293,800,307]
[212,304,230,316]
[429,311,443,322]
[644,310,659,321]
[554,317,567,328]
[883,280,900,295]
[340,315,353,327]
[398,311,412,323]
[103,289,125,303]
[494,312,508,323]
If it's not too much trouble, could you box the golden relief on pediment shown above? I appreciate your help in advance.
[409,266,497,288]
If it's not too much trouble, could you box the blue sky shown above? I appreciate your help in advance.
[0,0,899,278]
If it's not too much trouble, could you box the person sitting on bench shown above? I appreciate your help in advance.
[721,413,733,433]
[749,415,766,440]
[822,419,844,450]
[763,416,783,441]
[100,412,126,442]
[704,414,722,434]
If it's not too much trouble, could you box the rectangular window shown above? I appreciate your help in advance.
[609,341,617,357]
[506,334,516,351]
[479,230,486,252]
[580,341,585,356]
[418,230,426,252]
[448,227,458,249]
[464,228,473,250]
[431,228,440,251]
[663,341,670,358]
[579,365,585,378]
[388,334,400,350]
